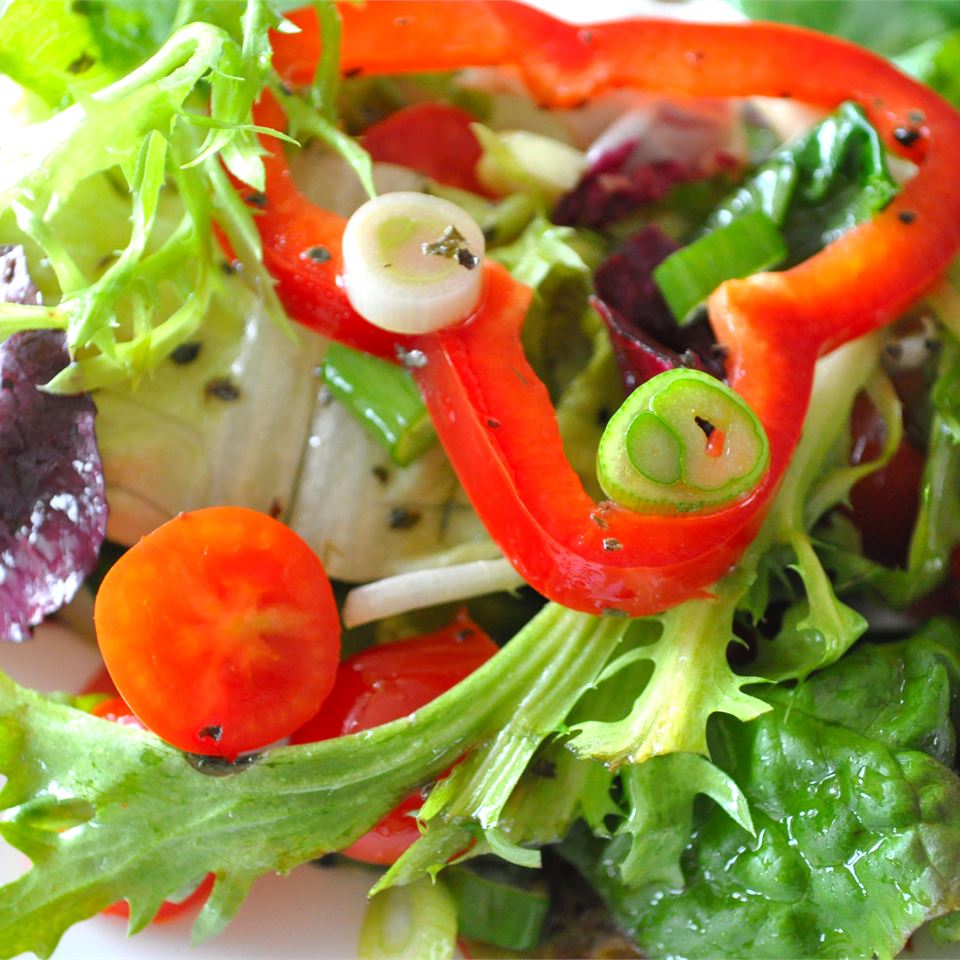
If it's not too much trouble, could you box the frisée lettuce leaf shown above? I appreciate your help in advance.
[0,0,372,393]
[561,619,960,960]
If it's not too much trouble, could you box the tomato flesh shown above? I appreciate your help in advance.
[361,101,491,196]
[95,507,341,758]
[290,612,498,865]
[101,874,215,924]
[848,391,924,567]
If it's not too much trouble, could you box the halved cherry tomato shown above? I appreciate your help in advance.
[94,506,341,758]
[290,612,497,864]
[102,875,215,924]
[361,101,491,196]
[92,697,216,923]
[848,391,925,567]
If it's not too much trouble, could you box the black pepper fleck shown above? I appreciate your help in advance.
[908,109,925,125]
[602,537,623,552]
[300,245,332,263]
[205,376,242,401]
[456,247,479,270]
[486,417,501,429]
[530,758,557,779]
[244,191,267,209]
[388,506,422,530]
[590,512,608,529]
[893,126,921,147]
[171,341,202,365]
[601,606,629,618]
[185,753,261,776]
[578,29,593,44]
[455,628,475,642]
[199,725,223,743]
[372,465,390,484]
[898,210,916,225]
[67,51,95,74]
[694,415,716,438]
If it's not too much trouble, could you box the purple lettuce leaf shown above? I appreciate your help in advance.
[0,245,107,641]
[592,227,726,392]
[553,159,694,230]
[555,101,739,229]
[592,297,709,394]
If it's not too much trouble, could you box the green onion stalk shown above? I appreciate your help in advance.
[596,368,770,514]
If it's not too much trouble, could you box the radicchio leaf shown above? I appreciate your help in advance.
[0,245,107,641]
[592,227,725,392]
[554,103,738,229]
[591,297,706,394]
[553,158,693,229]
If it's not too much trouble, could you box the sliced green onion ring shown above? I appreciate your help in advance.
[653,209,787,325]
[597,368,769,514]
[342,191,485,334]
[358,877,457,960]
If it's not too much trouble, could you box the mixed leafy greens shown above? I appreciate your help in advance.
[0,0,960,958]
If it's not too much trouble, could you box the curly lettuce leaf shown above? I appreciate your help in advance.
[490,215,604,401]
[0,602,627,958]
[0,0,373,392]
[0,1,283,390]
[563,621,960,960]
[566,584,769,769]
[74,0,178,73]
[0,0,118,104]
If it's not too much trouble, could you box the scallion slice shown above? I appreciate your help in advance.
[597,368,769,514]
[358,877,457,960]
[341,192,485,334]
[653,209,787,325]
[322,343,435,466]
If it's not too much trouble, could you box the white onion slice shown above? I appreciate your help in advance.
[341,191,485,335]
[342,558,526,628]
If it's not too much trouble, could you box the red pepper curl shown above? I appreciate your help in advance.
[259,3,960,615]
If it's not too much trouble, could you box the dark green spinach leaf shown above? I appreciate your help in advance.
[563,622,960,959]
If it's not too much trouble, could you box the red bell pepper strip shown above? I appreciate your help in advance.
[257,3,960,616]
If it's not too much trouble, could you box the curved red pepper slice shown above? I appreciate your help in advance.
[260,3,960,615]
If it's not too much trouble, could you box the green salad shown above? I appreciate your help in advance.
[1,1,960,958]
